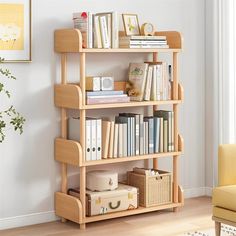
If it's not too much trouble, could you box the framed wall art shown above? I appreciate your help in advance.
[0,0,31,62]
[122,14,140,36]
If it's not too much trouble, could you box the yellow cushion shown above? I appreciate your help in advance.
[213,206,236,222]
[213,185,236,211]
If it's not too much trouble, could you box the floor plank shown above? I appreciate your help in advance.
[1,197,213,236]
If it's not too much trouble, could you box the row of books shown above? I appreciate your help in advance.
[119,35,169,49]
[127,62,172,101]
[68,110,174,161]
[86,90,130,105]
[73,12,119,49]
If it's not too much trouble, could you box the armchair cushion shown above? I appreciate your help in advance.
[213,185,236,211]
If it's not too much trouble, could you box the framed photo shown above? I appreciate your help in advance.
[0,0,31,62]
[122,14,140,36]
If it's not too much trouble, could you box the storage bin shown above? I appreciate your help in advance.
[127,169,172,207]
[68,184,138,216]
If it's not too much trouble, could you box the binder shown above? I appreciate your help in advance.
[96,119,102,160]
[154,117,160,153]
[85,119,92,161]
[118,123,123,157]
[91,119,97,161]
[123,123,128,157]
[139,114,144,155]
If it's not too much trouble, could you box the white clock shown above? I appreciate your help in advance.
[141,23,155,36]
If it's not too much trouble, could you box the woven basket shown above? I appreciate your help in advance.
[127,169,172,207]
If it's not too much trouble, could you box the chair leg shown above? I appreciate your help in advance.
[215,221,221,236]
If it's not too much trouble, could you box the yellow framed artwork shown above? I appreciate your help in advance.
[0,0,31,62]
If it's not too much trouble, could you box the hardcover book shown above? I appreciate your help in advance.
[127,63,149,101]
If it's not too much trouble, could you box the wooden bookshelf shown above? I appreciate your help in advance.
[54,28,184,229]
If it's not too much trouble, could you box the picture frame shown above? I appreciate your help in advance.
[122,14,140,36]
[0,0,31,62]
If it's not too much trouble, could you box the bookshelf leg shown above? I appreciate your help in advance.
[173,155,179,203]
[173,207,179,212]
[61,218,67,223]
[80,223,86,230]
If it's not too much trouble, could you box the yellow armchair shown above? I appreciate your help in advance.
[212,144,236,236]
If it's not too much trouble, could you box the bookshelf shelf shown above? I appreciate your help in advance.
[54,27,184,229]
[54,83,184,109]
[55,134,184,167]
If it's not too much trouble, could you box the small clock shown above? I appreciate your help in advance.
[141,23,155,36]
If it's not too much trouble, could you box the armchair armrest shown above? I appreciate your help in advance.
[219,144,236,186]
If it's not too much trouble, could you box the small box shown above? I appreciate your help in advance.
[86,76,101,91]
[127,169,172,207]
[101,77,114,91]
[86,170,118,191]
[68,184,138,216]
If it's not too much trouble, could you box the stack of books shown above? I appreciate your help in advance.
[86,90,130,105]
[119,35,169,49]
[102,110,174,159]
[127,62,172,102]
[68,117,102,161]
[73,11,119,49]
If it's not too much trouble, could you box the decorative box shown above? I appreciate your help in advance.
[86,170,118,191]
[127,169,172,207]
[68,184,138,216]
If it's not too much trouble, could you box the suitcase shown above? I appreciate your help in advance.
[68,184,138,216]
[86,170,118,191]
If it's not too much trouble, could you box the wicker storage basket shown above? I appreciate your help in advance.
[127,169,172,207]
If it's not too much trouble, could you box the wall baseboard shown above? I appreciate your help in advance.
[0,211,58,230]
[0,187,212,230]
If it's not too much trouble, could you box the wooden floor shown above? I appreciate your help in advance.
[1,197,213,236]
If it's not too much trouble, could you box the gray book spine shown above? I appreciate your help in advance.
[123,123,128,157]
[135,114,140,155]
[148,118,154,154]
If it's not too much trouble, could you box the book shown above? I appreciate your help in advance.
[86,90,123,96]
[94,15,102,48]
[154,117,160,153]
[113,123,119,158]
[139,114,144,155]
[123,123,128,157]
[159,117,164,153]
[68,117,92,161]
[127,63,149,101]
[111,12,119,48]
[108,121,115,158]
[119,35,167,40]
[120,44,169,49]
[102,121,111,159]
[144,121,149,154]
[144,66,153,101]
[151,65,157,101]
[119,40,167,45]
[99,15,110,48]
[90,119,97,160]
[144,117,154,154]
[115,116,131,156]
[118,123,123,157]
[96,119,102,160]
[87,95,130,104]
[163,120,168,152]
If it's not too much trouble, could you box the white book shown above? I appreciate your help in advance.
[144,66,153,101]
[112,11,119,48]
[143,121,146,154]
[159,117,164,152]
[151,65,157,101]
[171,111,174,151]
[139,114,144,155]
[123,123,128,157]
[108,121,115,158]
[162,62,168,100]
[96,119,102,160]
[113,123,119,158]
[94,15,102,48]
[99,15,110,48]
[68,117,92,161]
[107,14,112,47]
[118,123,123,157]
[156,64,162,100]
[91,119,97,160]
[88,12,93,48]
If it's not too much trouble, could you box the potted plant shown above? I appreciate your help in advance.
[0,57,25,142]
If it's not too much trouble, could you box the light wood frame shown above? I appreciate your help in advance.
[122,14,141,36]
[54,28,184,229]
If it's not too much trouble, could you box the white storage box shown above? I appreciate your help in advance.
[86,170,118,191]
[68,184,138,216]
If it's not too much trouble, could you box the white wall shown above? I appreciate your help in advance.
[0,0,206,229]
